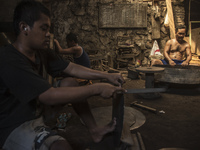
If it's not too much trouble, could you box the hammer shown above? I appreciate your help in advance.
[130,101,157,114]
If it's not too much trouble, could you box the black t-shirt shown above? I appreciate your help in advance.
[0,44,69,146]
[73,47,91,68]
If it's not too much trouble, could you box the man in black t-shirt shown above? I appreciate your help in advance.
[0,1,125,150]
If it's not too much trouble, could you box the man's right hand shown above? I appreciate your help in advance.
[92,83,125,99]
[169,60,176,66]
[106,73,125,87]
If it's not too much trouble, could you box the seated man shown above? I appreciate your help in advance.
[54,33,91,85]
[54,33,91,68]
[151,25,192,66]
[0,1,125,150]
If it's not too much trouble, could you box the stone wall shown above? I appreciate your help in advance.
[50,0,185,68]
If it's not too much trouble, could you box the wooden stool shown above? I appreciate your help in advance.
[136,67,165,99]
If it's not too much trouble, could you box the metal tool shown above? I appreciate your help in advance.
[126,88,166,94]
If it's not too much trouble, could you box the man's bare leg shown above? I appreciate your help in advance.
[60,77,116,143]
[151,59,163,66]
[72,101,116,143]
[50,140,72,150]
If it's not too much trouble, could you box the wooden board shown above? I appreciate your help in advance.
[99,3,147,28]
[191,27,200,55]
[152,15,161,39]
[166,0,175,39]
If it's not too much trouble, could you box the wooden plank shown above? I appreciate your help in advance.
[151,14,161,39]
[99,3,147,28]
[152,1,160,39]
[191,27,200,55]
[189,21,200,55]
[166,0,175,39]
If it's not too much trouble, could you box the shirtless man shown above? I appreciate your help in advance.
[151,25,192,66]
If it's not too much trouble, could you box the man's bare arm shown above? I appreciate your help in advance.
[184,44,192,63]
[39,62,125,105]
[54,39,81,56]
[64,62,125,86]
[38,83,124,105]
[163,40,176,66]
[164,40,172,61]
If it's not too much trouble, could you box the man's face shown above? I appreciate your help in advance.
[67,39,75,48]
[176,28,186,41]
[27,13,51,50]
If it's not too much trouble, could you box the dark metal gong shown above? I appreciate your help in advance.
[154,65,200,84]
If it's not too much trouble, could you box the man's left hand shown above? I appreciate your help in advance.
[181,61,189,66]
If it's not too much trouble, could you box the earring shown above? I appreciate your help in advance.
[24,28,27,31]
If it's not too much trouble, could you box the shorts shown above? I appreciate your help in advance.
[3,117,65,150]
[161,59,184,65]
[54,79,61,88]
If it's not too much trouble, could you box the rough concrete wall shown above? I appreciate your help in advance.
[0,0,22,22]
[50,0,185,66]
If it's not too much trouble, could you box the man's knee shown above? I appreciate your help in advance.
[151,59,157,66]
[60,77,79,87]
[151,59,163,66]
[50,140,72,150]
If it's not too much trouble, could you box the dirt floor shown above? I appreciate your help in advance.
[56,74,200,150]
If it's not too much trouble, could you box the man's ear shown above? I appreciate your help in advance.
[19,22,29,36]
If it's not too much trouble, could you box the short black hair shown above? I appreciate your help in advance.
[13,0,50,36]
[175,25,186,33]
[66,32,78,43]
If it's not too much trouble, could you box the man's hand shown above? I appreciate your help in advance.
[93,83,125,99]
[169,60,176,66]
[181,61,189,66]
[54,39,58,43]
[106,73,125,87]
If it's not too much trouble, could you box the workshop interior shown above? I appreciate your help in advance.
[0,0,200,150]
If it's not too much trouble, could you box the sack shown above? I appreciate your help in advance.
[149,40,164,60]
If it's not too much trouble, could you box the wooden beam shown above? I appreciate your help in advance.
[151,1,161,39]
[166,0,175,39]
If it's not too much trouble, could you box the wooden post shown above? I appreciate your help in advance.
[112,92,124,148]
[166,0,175,39]
[151,1,161,39]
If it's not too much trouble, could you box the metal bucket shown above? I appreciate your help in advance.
[128,67,139,79]
[155,65,200,84]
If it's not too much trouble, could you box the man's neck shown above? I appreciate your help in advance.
[69,43,78,48]
[73,43,78,47]
[13,41,36,62]
[176,38,184,44]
